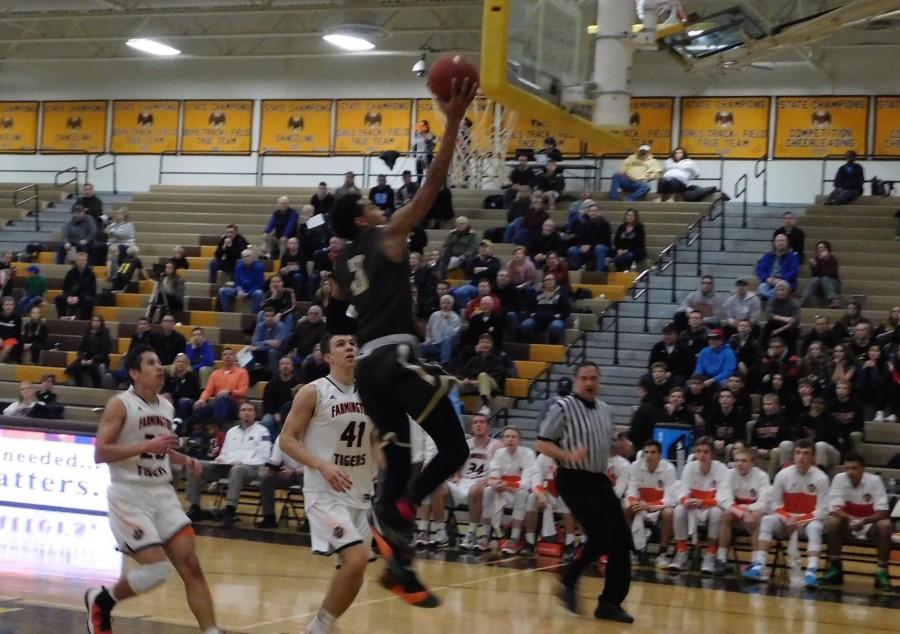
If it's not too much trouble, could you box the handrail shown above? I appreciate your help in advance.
[754,158,768,207]
[54,166,80,196]
[734,173,748,228]
[13,183,40,231]
[158,150,259,185]
[818,153,886,196]
[92,153,118,194]
[565,329,588,366]
[526,364,552,404]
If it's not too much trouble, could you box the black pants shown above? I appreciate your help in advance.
[556,468,631,606]
[54,295,95,320]
[356,343,469,527]
[658,177,688,195]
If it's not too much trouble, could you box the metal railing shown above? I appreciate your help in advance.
[157,150,259,185]
[526,364,552,403]
[734,173,749,228]
[93,154,118,194]
[13,184,40,231]
[565,330,588,366]
[54,165,81,196]
[819,153,896,196]
[754,157,768,207]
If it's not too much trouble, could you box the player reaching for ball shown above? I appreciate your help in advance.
[328,67,478,608]
[85,344,221,634]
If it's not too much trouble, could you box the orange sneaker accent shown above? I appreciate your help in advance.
[676,542,688,553]
[707,545,717,555]
[370,521,395,560]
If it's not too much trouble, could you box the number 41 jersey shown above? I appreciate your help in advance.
[333,227,418,346]
[302,376,375,508]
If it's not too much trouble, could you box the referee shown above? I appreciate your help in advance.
[536,361,633,624]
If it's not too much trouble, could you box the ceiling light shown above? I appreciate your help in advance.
[126,38,180,56]
[323,33,375,51]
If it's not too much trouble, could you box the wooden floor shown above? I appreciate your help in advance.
[1,506,898,633]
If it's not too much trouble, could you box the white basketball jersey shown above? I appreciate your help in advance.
[461,436,501,480]
[108,387,175,486]
[302,376,374,508]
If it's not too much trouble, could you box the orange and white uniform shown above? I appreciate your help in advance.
[828,472,889,539]
[673,460,733,542]
[607,454,631,499]
[526,454,571,537]
[728,466,771,518]
[625,458,677,550]
[759,465,828,546]
[482,446,535,528]
[447,436,502,505]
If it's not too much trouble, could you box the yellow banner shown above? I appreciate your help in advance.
[679,97,769,159]
[774,96,868,158]
[41,101,108,152]
[506,114,580,158]
[335,99,412,154]
[111,100,179,154]
[181,100,253,154]
[259,100,332,154]
[587,97,674,156]
[0,102,38,152]
[415,97,494,152]
[874,96,900,157]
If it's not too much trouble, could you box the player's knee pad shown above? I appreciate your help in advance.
[126,560,173,594]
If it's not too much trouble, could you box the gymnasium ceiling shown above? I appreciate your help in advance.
[0,0,897,73]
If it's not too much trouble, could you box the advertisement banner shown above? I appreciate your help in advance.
[181,100,253,154]
[41,100,108,152]
[259,99,332,154]
[774,96,868,158]
[335,99,412,154]
[679,96,770,158]
[111,100,179,154]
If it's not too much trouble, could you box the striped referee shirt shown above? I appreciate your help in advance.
[537,394,614,474]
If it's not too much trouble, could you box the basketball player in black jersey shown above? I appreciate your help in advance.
[329,77,477,607]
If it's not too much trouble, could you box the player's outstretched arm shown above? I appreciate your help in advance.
[94,396,177,464]
[381,77,478,260]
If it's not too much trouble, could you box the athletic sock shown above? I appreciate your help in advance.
[316,609,335,626]
[202,628,222,634]
[433,521,445,532]
[525,532,535,545]
[806,555,819,571]
[752,550,766,566]
[466,524,476,537]
[565,533,575,546]
[510,527,521,540]
[417,519,428,532]
[717,547,728,563]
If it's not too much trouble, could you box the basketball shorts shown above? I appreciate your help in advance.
[306,491,372,557]
[107,483,192,554]
[850,522,874,541]
[447,478,481,505]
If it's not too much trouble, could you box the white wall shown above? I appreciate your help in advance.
[2,51,899,202]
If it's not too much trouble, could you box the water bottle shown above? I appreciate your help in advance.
[675,440,685,477]
[630,261,638,272]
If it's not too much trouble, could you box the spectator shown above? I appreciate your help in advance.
[298,342,329,383]
[73,182,103,222]
[567,202,611,271]
[695,328,737,388]
[858,344,889,421]
[0,252,12,298]
[847,321,874,363]
[648,322,693,385]
[721,278,761,336]
[628,381,666,448]
[517,192,549,247]
[54,251,96,320]
[0,296,20,364]
[530,220,565,268]
[439,216,477,278]
[705,388,748,457]
[829,380,864,453]
[254,438,303,529]
[642,362,674,407]
[192,348,250,425]
[312,276,334,312]
[278,236,308,301]
[413,119,437,181]
[685,374,716,426]
[128,316,157,351]
[537,136,563,163]
[334,171,360,200]
[425,184,455,229]
[309,181,335,215]
[542,252,571,294]
[459,334,509,415]
[536,159,565,207]
[504,153,537,206]
[674,275,722,332]
[463,280,502,320]
[56,205,97,265]
[30,374,63,420]
[831,344,857,387]
[662,387,693,425]
[454,240,501,306]
[107,245,150,292]
[564,190,592,231]
[104,207,135,273]
[888,349,900,422]
[262,196,299,260]
[679,310,709,360]
[760,337,800,393]
[504,246,537,291]
[772,211,806,261]
[750,393,792,477]
[258,273,296,331]
[368,174,395,214]
[154,314,187,367]
[3,381,37,417]
[410,251,438,306]
[802,240,841,308]
[756,234,800,300]
[503,185,533,243]
[761,281,800,351]
[495,269,525,336]
[260,356,299,437]
[795,378,817,418]
[875,305,900,348]
[171,245,190,271]
[19,305,47,365]
[185,327,215,383]
[17,264,46,316]
[146,261,185,323]
[730,319,761,390]
[208,224,249,284]
[801,315,839,355]
[251,307,289,374]
[799,340,833,394]
[186,401,272,528]
[658,147,699,202]
[768,372,802,421]
[520,273,570,344]
[297,205,331,272]
[833,300,866,342]
[218,248,265,314]
[395,170,419,208]
[285,305,327,366]
[610,144,661,201]
[610,208,646,271]
[421,295,461,364]
[164,353,201,430]
[825,151,864,205]
[65,315,111,388]
[464,295,504,350]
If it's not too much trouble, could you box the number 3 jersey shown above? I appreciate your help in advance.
[302,376,375,508]
[109,387,175,486]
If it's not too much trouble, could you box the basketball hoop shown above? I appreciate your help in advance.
[445,99,516,190]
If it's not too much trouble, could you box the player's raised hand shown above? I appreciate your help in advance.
[320,462,353,493]
[145,433,178,455]
[438,77,478,124]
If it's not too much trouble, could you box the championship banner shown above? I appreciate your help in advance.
[111,100,179,154]
[41,101,108,152]
[774,96,868,158]
[181,100,253,154]
[587,97,674,157]
[679,97,769,159]
[0,102,39,152]
[259,100,332,154]
[874,96,900,157]
[335,99,412,154]
[506,114,580,158]
[415,97,494,152]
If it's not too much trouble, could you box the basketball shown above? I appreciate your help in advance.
[426,54,479,102]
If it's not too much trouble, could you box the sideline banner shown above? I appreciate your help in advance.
[111,100,179,154]
[41,101,108,152]
[335,99,412,154]
[679,97,769,158]
[259,100,332,154]
[181,100,253,154]
[873,96,900,157]
[774,96,868,158]
[0,102,39,152]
